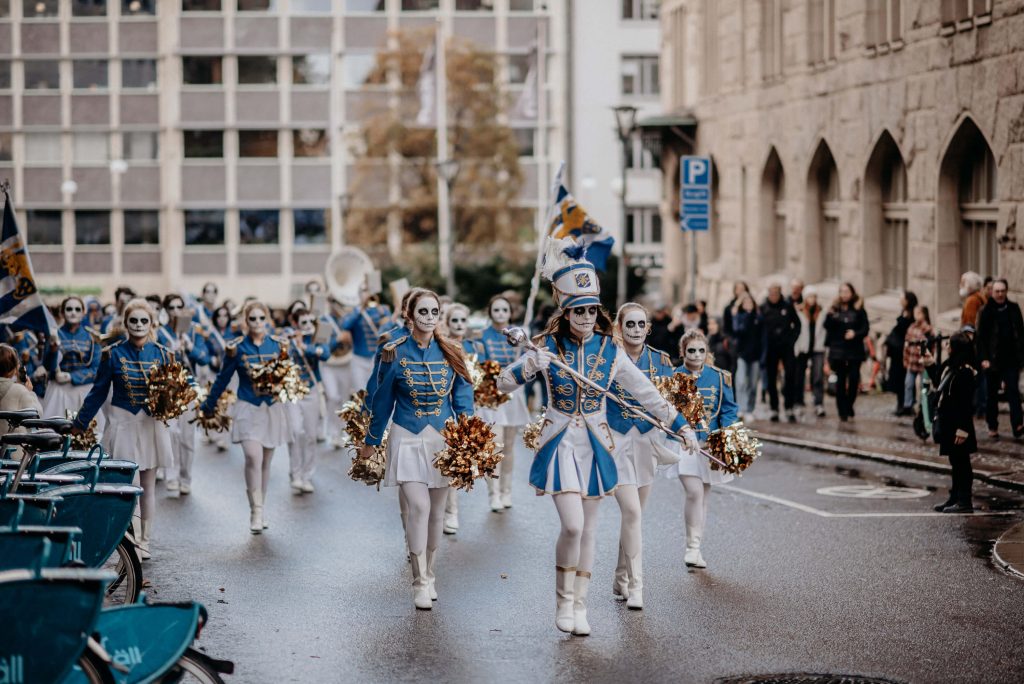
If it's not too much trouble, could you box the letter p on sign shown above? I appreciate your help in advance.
[685,158,708,185]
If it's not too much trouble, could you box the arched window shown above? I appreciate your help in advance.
[865,131,909,293]
[958,143,998,277]
[760,147,786,274]
[808,140,840,281]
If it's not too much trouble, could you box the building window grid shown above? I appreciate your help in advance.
[941,0,992,33]
[622,0,658,21]
[958,148,998,278]
[761,0,783,81]
[807,0,836,66]
[670,6,686,109]
[621,55,659,97]
[821,167,840,281]
[866,0,904,53]
[625,207,661,247]
[881,160,908,292]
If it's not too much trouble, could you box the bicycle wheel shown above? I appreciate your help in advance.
[158,648,229,684]
[75,648,116,684]
[101,538,142,605]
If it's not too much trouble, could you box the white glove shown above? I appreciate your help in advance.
[55,371,71,384]
[522,349,556,378]
[680,426,698,454]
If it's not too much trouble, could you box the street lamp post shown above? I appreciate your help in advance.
[436,158,460,297]
[613,105,638,309]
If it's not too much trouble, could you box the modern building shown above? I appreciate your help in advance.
[568,0,664,284]
[1,0,565,305]
[652,0,1023,324]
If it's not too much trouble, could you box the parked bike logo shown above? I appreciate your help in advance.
[0,654,24,684]
[100,636,144,669]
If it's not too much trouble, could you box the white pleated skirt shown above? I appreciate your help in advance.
[230,400,290,449]
[477,389,530,427]
[103,406,172,471]
[611,427,657,488]
[659,441,734,485]
[382,424,449,489]
[43,382,106,434]
[348,355,375,394]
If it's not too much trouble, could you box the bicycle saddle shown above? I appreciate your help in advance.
[0,409,41,426]
[22,418,74,434]
[0,432,65,452]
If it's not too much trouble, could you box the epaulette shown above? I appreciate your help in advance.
[380,335,408,363]
[377,330,392,346]
[101,338,126,360]
[647,345,673,367]
[225,337,243,357]
[271,334,290,346]
[710,364,732,387]
[153,342,174,363]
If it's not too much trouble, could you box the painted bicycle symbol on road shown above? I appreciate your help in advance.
[816,485,931,500]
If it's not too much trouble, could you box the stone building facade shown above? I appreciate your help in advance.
[654,0,1024,324]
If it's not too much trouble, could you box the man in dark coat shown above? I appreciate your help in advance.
[760,283,801,422]
[976,278,1024,439]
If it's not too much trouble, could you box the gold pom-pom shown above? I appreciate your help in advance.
[705,422,761,475]
[66,411,99,450]
[522,410,546,452]
[656,372,705,428]
[348,438,388,489]
[468,356,511,409]
[338,389,371,447]
[190,385,235,435]
[249,350,310,404]
[339,389,388,488]
[434,414,503,492]
[146,361,204,425]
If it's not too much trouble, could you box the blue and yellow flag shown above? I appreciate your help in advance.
[547,179,614,270]
[0,191,58,337]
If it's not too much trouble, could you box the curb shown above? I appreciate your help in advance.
[758,433,1024,494]
[992,522,1024,580]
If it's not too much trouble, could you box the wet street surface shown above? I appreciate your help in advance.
[146,438,1024,684]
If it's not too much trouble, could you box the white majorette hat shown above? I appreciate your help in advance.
[542,238,601,310]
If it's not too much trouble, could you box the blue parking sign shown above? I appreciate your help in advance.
[680,156,712,232]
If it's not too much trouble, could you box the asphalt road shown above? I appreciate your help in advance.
[145,435,1024,684]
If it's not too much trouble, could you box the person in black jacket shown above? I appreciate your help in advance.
[760,283,801,422]
[722,281,750,374]
[975,278,1024,439]
[824,282,869,422]
[922,332,978,512]
[885,291,918,416]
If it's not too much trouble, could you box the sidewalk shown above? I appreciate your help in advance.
[748,392,1024,493]
[993,522,1024,579]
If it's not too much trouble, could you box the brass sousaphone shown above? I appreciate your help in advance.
[323,247,382,366]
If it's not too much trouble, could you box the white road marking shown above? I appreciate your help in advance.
[817,485,931,500]
[719,485,1018,519]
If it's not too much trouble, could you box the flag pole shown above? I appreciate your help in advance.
[522,160,564,328]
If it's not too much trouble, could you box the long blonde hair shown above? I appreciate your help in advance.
[405,289,472,382]
[679,328,715,366]
[241,301,270,337]
[121,299,159,343]
[613,302,648,347]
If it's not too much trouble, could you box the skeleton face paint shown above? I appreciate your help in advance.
[489,299,511,326]
[202,284,218,307]
[413,297,440,336]
[569,305,598,340]
[298,315,316,336]
[447,310,468,338]
[683,341,707,371]
[125,311,152,340]
[63,301,85,326]
[621,309,648,348]
[247,309,268,334]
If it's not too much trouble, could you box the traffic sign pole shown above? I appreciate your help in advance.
[679,156,712,306]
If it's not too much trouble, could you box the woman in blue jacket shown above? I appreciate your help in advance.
[285,308,331,495]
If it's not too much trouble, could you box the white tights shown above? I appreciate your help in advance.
[552,493,602,572]
[400,482,448,556]
[138,468,157,521]
[242,440,275,496]
[614,484,651,558]
[679,475,710,536]
[497,426,516,494]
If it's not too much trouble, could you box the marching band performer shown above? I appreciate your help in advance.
[661,329,737,569]
[41,296,105,436]
[497,255,697,636]
[286,308,331,494]
[440,303,482,535]
[479,295,531,512]
[341,289,391,397]
[72,299,178,560]
[607,302,675,609]
[360,289,475,610]
[200,301,291,534]
[158,294,211,495]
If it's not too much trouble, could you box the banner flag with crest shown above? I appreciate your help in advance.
[0,187,59,337]
[546,170,615,270]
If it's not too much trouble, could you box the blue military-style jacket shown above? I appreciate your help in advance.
[675,363,739,441]
[73,340,178,429]
[157,325,210,370]
[480,326,520,368]
[340,304,392,359]
[462,338,484,358]
[44,324,101,386]
[288,333,331,387]
[607,345,675,435]
[202,335,288,411]
[365,334,474,446]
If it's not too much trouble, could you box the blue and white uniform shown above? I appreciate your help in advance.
[286,332,331,484]
[478,326,531,426]
[341,304,392,392]
[366,334,474,488]
[661,364,737,484]
[202,335,291,449]
[73,340,177,471]
[157,324,211,489]
[498,333,686,498]
[42,324,105,434]
[607,345,676,488]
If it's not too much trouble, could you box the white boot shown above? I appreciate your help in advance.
[684,525,706,568]
[425,549,438,601]
[612,544,629,600]
[572,573,591,636]
[410,552,432,610]
[443,489,459,535]
[137,520,152,561]
[247,490,264,534]
[555,566,575,633]
[290,476,303,495]
[487,477,502,513]
[625,554,643,610]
